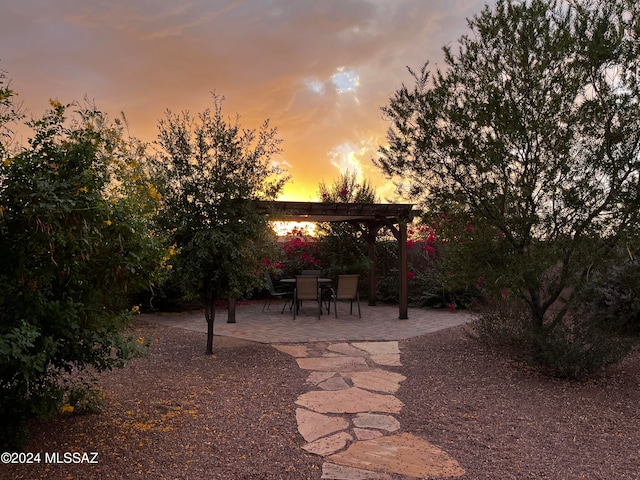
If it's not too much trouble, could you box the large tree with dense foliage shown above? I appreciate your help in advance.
[0,94,164,448]
[154,94,288,354]
[376,0,640,374]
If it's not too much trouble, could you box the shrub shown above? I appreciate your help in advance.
[582,259,640,335]
[0,101,159,449]
[279,228,323,278]
[471,297,635,379]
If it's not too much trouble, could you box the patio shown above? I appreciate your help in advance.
[142,301,472,344]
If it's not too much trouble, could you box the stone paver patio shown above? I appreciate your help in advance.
[144,301,470,344]
[144,301,472,479]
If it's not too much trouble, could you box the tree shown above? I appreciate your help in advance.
[316,171,379,279]
[0,99,164,449]
[376,0,640,372]
[154,93,288,354]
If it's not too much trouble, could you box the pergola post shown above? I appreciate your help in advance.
[385,218,410,320]
[398,220,409,319]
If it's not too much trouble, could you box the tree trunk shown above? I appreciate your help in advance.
[205,291,215,355]
[528,289,548,362]
[227,297,236,323]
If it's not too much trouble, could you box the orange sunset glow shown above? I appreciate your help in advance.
[1,1,490,201]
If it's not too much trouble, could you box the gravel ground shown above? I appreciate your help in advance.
[399,326,640,480]
[3,319,639,479]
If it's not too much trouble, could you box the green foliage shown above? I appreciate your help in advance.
[375,220,486,309]
[318,171,378,204]
[472,298,634,379]
[377,0,640,372]
[580,258,640,335]
[374,239,400,303]
[0,100,161,449]
[316,172,377,281]
[62,383,106,415]
[0,67,23,157]
[153,93,288,351]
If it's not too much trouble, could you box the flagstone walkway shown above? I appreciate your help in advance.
[144,302,472,479]
[275,341,465,479]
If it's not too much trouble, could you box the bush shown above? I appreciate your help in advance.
[62,383,106,415]
[0,102,159,449]
[374,233,483,309]
[534,320,634,379]
[279,228,323,278]
[583,259,640,335]
[471,299,536,355]
[375,239,400,303]
[471,298,635,379]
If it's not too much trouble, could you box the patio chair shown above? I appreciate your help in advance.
[293,275,322,319]
[330,274,361,318]
[262,272,293,313]
[301,269,322,276]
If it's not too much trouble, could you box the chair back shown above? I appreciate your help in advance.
[301,269,321,277]
[335,274,359,299]
[295,275,319,300]
[264,272,277,294]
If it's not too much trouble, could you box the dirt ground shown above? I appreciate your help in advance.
[3,319,639,479]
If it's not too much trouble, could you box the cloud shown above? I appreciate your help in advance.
[1,0,490,200]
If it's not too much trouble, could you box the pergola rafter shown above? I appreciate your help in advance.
[255,201,416,319]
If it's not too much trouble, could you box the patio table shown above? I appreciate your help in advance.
[279,277,332,285]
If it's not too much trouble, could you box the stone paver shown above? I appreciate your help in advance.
[318,376,351,391]
[321,462,393,480]
[352,413,400,432]
[306,371,336,385]
[303,431,353,456]
[344,370,405,394]
[143,302,472,344]
[329,433,466,478]
[351,342,400,355]
[328,343,367,356]
[282,340,464,479]
[297,356,369,372]
[296,387,404,414]
[353,428,383,440]
[368,354,402,367]
[297,408,350,442]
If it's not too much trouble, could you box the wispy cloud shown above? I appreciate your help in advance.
[1,0,490,200]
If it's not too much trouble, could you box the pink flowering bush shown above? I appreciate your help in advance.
[376,216,501,309]
[278,227,323,278]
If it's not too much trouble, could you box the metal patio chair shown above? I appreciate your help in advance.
[262,272,293,313]
[293,275,322,319]
[330,274,361,318]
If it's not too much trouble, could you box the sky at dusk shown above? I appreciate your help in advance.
[1,0,491,201]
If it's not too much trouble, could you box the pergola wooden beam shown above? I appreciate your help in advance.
[254,201,416,319]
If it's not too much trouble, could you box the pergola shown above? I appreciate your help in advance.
[256,201,416,319]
